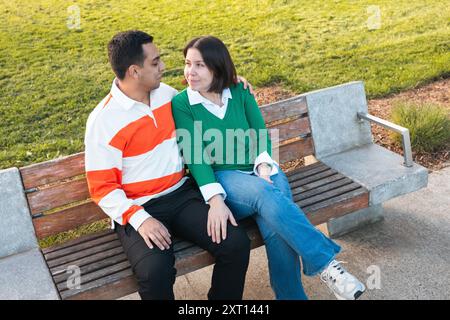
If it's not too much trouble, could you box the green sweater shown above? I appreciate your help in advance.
[171,83,272,187]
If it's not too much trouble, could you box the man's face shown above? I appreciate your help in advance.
[135,43,165,91]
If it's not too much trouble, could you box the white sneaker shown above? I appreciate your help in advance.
[320,260,366,300]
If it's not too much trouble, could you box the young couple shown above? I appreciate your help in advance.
[85,30,366,300]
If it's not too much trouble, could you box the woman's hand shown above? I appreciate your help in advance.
[259,174,273,184]
[257,163,273,184]
[207,194,238,244]
[236,76,254,95]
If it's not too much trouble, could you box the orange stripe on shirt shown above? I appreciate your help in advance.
[122,169,185,199]
[109,102,177,157]
[121,205,143,225]
[102,93,113,109]
[86,168,122,204]
[153,101,175,123]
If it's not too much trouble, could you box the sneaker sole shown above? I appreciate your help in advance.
[334,288,366,300]
[354,290,364,300]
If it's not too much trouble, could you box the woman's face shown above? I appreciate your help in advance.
[184,48,214,92]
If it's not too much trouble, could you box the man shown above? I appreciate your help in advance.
[84,30,250,300]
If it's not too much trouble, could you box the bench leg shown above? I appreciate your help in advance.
[326,204,384,238]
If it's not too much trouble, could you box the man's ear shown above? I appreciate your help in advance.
[127,65,140,80]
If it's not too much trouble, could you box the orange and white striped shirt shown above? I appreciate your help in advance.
[85,79,187,230]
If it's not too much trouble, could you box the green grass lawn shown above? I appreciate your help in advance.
[0,0,449,170]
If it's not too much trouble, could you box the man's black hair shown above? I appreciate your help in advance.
[108,30,153,80]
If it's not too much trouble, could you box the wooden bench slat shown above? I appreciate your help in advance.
[269,117,311,141]
[297,182,363,208]
[47,240,122,269]
[53,253,129,284]
[44,232,118,261]
[42,229,113,255]
[20,153,85,190]
[65,274,138,300]
[287,162,330,182]
[291,174,347,196]
[34,202,106,239]
[278,137,314,163]
[304,189,369,226]
[50,246,126,276]
[293,178,355,202]
[290,168,339,189]
[303,187,368,213]
[27,178,90,215]
[57,261,132,292]
[259,96,307,124]
[60,268,135,300]
[285,161,324,177]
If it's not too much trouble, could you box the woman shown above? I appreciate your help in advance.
[171,36,366,300]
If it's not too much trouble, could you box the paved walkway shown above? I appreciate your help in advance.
[120,165,450,300]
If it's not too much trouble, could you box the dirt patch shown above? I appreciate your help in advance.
[254,79,450,171]
[253,85,297,106]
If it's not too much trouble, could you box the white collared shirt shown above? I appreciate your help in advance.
[186,87,232,119]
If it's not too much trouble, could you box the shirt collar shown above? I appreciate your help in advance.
[110,78,153,111]
[186,87,232,106]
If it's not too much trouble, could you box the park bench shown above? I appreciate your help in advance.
[0,81,428,300]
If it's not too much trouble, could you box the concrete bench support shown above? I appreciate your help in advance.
[305,81,428,237]
[0,249,60,300]
[327,204,384,238]
[0,168,59,300]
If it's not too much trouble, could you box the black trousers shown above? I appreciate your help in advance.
[115,178,251,300]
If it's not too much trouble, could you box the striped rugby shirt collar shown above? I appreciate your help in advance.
[110,78,160,125]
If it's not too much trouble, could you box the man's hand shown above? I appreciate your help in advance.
[207,195,238,244]
[236,76,255,95]
[137,217,172,250]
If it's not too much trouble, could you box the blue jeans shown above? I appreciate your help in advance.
[215,166,341,300]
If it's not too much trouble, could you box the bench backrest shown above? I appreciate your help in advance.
[20,96,314,241]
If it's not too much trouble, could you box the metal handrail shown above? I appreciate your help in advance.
[357,112,413,167]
